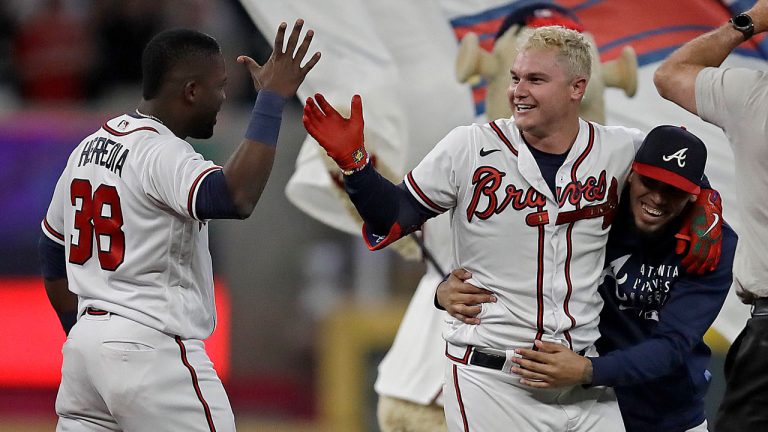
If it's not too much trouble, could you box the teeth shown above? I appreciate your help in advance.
[516,104,534,111]
[642,203,663,216]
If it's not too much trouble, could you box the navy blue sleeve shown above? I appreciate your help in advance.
[343,163,438,249]
[39,233,66,279]
[590,223,737,386]
[195,170,241,220]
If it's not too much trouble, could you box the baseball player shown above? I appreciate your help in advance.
[38,21,319,431]
[304,25,641,431]
[438,125,736,432]
[654,0,768,429]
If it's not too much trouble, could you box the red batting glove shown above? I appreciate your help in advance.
[303,93,368,172]
[675,188,723,275]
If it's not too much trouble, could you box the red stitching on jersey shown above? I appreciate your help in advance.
[43,218,65,242]
[569,122,595,210]
[452,364,470,432]
[187,167,223,220]
[102,124,158,136]
[562,223,577,350]
[489,121,518,156]
[406,172,448,213]
[445,344,472,364]
[534,220,545,343]
[175,336,216,432]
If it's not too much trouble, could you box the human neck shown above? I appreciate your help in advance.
[521,118,581,155]
[137,99,187,139]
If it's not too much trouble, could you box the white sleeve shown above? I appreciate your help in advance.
[404,126,471,213]
[41,171,69,246]
[141,137,222,221]
[629,127,645,154]
[695,66,767,131]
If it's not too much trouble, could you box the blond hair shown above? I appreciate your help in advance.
[518,26,592,80]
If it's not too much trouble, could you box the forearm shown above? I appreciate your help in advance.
[344,163,436,244]
[654,23,744,113]
[44,277,78,335]
[222,90,283,218]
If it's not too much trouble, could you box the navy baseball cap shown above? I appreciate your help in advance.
[632,125,707,195]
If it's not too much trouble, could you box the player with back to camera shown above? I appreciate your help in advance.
[38,20,319,431]
[302,25,721,431]
[438,125,736,432]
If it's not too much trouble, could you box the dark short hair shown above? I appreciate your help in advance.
[141,28,221,99]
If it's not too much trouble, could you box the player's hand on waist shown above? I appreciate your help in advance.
[238,19,321,98]
[303,93,369,173]
[511,340,593,389]
[436,268,496,325]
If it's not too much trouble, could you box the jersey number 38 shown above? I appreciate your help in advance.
[69,179,125,271]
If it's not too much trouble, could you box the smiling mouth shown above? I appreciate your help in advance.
[515,104,535,113]
[641,203,664,218]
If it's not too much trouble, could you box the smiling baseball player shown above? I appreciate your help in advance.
[303,25,644,431]
[39,21,319,431]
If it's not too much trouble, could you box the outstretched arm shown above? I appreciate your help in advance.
[654,1,768,113]
[303,93,437,249]
[222,19,321,218]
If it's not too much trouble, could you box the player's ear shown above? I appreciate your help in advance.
[571,76,588,100]
[183,80,197,103]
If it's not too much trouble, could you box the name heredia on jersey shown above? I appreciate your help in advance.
[77,136,130,177]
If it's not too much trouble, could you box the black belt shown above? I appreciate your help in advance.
[470,350,506,370]
[752,298,768,317]
[469,347,588,371]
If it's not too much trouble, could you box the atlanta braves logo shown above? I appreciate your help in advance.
[662,148,688,167]
[466,167,611,222]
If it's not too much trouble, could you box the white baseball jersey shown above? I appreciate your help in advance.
[42,114,221,340]
[405,118,643,353]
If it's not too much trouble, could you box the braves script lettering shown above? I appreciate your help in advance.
[466,167,610,222]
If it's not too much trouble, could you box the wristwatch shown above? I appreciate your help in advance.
[730,13,755,40]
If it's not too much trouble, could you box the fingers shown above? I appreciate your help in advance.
[314,93,340,118]
[304,97,326,119]
[450,309,482,325]
[511,365,550,382]
[533,340,566,353]
[294,28,313,63]
[301,52,321,75]
[451,268,472,281]
[518,377,552,389]
[273,22,288,55]
[515,348,548,364]
[284,19,304,57]
[351,95,363,122]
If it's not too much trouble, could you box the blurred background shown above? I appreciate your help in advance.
[1,0,763,431]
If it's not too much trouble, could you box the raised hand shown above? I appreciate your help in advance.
[303,93,368,172]
[436,268,496,325]
[675,188,723,274]
[237,19,321,98]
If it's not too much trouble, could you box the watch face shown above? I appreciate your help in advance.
[734,14,753,28]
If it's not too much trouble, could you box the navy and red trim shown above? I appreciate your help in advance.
[560,122,594,347]
[42,218,65,242]
[406,172,448,213]
[187,167,223,220]
[452,365,470,432]
[489,121,518,156]
[569,122,596,209]
[445,344,472,364]
[534,216,546,344]
[102,123,158,136]
[562,223,576,349]
[175,336,216,432]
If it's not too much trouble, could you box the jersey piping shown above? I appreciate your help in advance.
[489,120,518,156]
[187,166,223,221]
